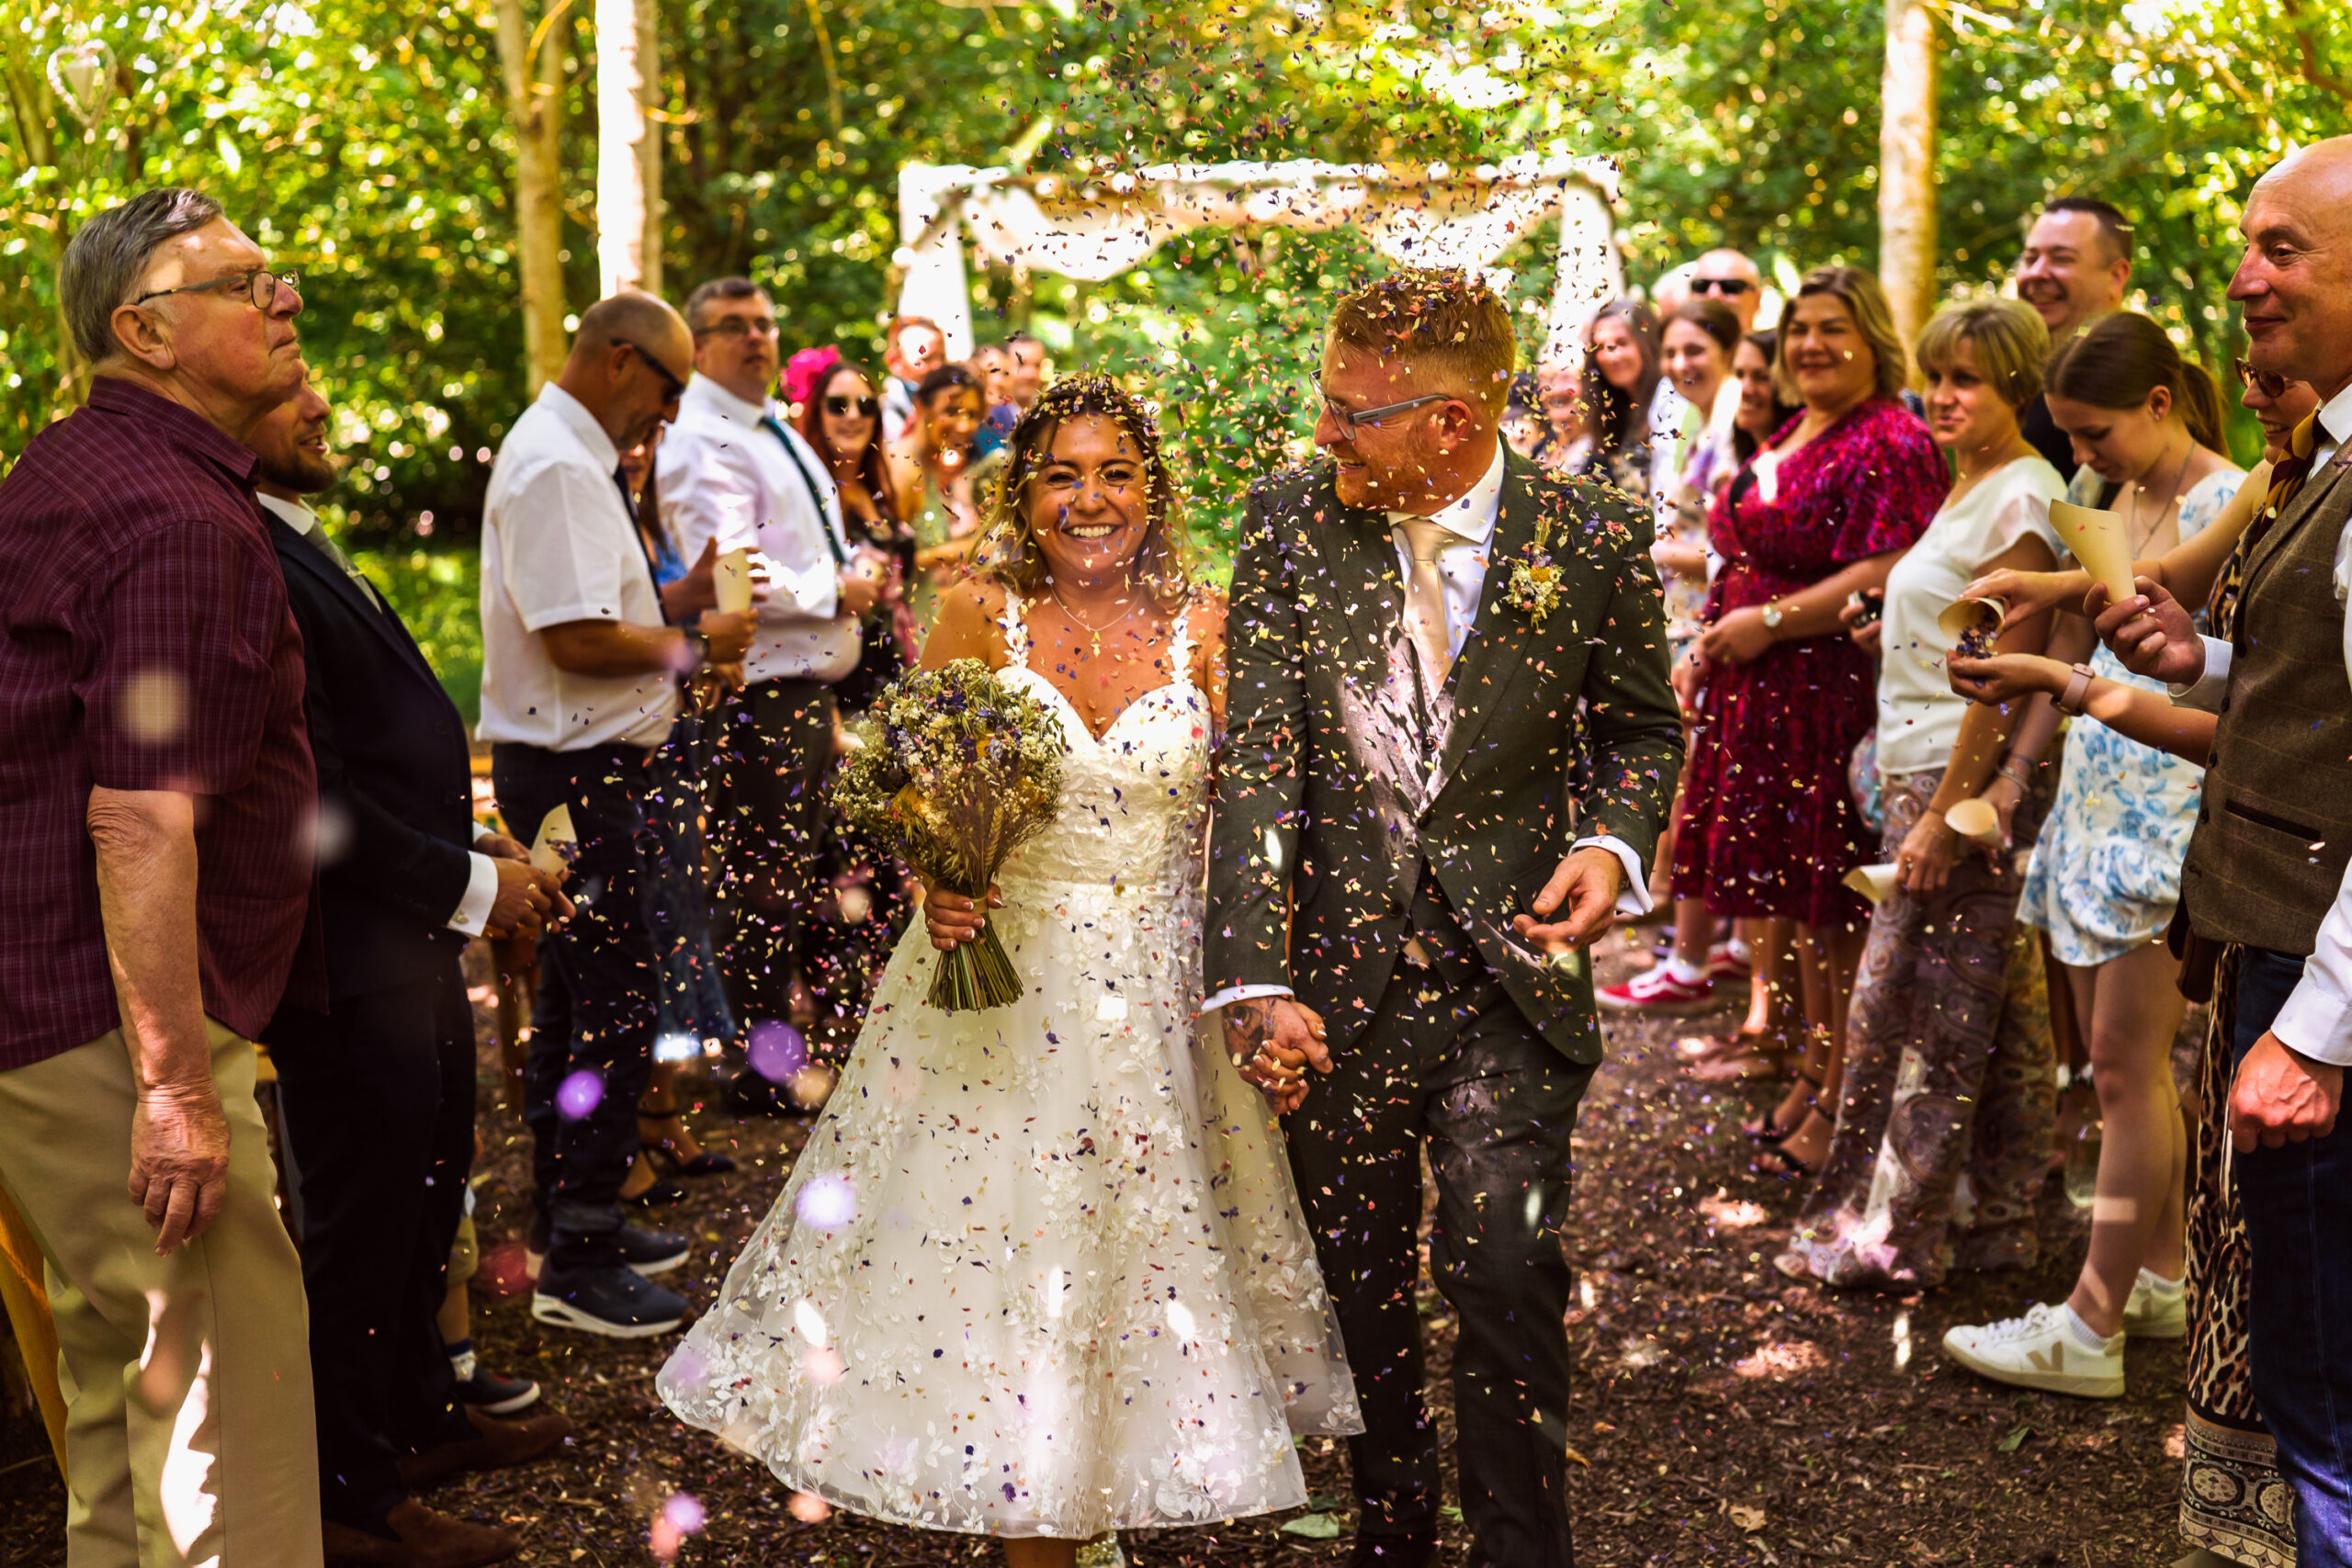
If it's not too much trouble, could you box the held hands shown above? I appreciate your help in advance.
[2230,1032,2343,1153]
[1961,566,2085,627]
[1696,604,1775,667]
[129,1079,231,1254]
[1514,844,1625,956]
[1894,807,1964,896]
[696,607,759,670]
[2091,577,2204,687]
[924,882,1001,952]
[1838,592,1882,658]
[1671,647,1710,716]
[480,831,573,939]
[1949,649,2066,706]
[1223,998,1331,1115]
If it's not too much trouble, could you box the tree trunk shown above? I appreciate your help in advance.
[496,0,568,392]
[1878,0,1939,367]
[594,0,648,298]
[635,0,662,299]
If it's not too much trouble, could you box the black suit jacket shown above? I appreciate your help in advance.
[1206,451,1684,1065]
[259,506,477,1012]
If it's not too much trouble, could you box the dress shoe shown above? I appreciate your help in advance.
[1347,1529,1439,1568]
[322,1500,520,1567]
[400,1404,576,1491]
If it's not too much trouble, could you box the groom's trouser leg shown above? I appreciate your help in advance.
[1287,967,1450,1542]
[1425,997,1590,1568]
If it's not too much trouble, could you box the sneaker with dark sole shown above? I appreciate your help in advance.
[453,1366,542,1416]
[531,1267,689,1338]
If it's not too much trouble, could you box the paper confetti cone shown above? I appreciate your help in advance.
[1944,797,2001,847]
[1843,863,1899,905]
[2049,501,2137,604]
[529,804,577,875]
[714,547,756,614]
[1935,595,2007,644]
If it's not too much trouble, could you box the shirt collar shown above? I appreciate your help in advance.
[2318,380,2352,452]
[537,382,622,472]
[1388,441,1507,543]
[85,375,263,487]
[683,372,773,427]
[254,491,319,534]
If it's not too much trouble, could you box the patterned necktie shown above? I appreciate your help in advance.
[2246,411,2323,555]
[300,522,384,614]
[1395,516,1453,687]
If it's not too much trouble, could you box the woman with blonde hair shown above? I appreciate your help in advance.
[661,373,1359,1568]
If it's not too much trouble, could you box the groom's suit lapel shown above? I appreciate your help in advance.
[1428,459,1541,801]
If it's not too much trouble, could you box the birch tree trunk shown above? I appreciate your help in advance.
[594,0,650,298]
[495,0,568,392]
[635,0,662,299]
[1878,0,1939,365]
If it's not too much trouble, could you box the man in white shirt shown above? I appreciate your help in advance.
[878,313,945,441]
[659,277,880,1032]
[2097,138,2352,1562]
[251,379,572,1564]
[480,292,754,1339]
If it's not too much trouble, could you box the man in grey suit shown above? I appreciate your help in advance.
[1206,270,1683,1567]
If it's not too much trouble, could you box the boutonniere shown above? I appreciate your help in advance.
[1504,513,1562,626]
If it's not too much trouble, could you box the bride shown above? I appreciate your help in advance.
[658,373,1361,1566]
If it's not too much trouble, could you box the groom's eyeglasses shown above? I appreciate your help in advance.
[1314,381,1455,437]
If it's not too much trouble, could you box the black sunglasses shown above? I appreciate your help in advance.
[824,394,881,419]
[1692,276,1756,298]
[616,339,686,400]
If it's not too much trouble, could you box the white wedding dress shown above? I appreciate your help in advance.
[659,592,1361,1539]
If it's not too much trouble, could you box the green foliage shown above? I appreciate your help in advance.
[349,540,483,724]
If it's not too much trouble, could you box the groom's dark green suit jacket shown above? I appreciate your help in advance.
[1205,450,1684,1066]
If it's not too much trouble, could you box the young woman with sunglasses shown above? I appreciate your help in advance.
[887,363,988,637]
[794,354,917,704]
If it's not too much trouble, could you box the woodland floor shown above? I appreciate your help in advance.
[3,932,2188,1567]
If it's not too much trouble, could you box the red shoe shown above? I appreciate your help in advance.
[1707,942,1752,983]
[1597,965,1717,1015]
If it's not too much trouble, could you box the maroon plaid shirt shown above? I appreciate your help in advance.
[0,377,323,1070]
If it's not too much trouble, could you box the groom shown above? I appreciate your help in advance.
[1206,269,1682,1567]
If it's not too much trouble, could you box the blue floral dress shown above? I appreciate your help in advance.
[2016,466,2245,967]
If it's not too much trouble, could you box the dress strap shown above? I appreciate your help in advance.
[997,588,1034,668]
[1166,597,1197,690]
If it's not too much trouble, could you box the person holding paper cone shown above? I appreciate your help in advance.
[2054,141,2352,1563]
[1778,298,2068,1280]
[249,380,574,1565]
[1669,267,1946,1174]
[657,278,883,1042]
[480,291,754,1338]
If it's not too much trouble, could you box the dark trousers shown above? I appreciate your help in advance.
[271,964,477,1533]
[2232,945,2352,1565]
[492,741,661,1273]
[711,677,836,1022]
[1285,896,1592,1567]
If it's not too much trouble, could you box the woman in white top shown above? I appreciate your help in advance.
[1939,313,2243,1400]
[1777,299,2068,1288]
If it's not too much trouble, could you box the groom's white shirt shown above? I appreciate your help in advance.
[1202,443,1653,1015]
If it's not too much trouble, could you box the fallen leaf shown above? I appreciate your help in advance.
[1281,1513,1341,1540]
[1730,1504,1767,1532]
[1996,1423,2034,1453]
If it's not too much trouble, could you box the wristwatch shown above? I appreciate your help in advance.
[684,627,711,667]
[1760,600,1785,634]
[2056,661,2096,717]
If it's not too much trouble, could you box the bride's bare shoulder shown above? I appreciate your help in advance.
[922,578,1015,671]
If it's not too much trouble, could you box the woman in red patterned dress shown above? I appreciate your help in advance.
[1669,266,1950,1177]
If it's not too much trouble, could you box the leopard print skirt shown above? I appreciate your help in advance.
[2181,948,2296,1565]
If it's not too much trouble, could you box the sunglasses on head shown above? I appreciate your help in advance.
[1692,276,1756,297]
[824,394,880,418]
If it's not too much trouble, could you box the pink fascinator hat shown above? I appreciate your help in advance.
[782,345,843,410]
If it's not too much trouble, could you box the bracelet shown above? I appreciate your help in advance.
[2056,661,2096,717]
[1996,755,2035,789]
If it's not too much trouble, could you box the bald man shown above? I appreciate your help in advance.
[2091,138,2352,1564]
[479,292,755,1338]
[1689,248,1764,333]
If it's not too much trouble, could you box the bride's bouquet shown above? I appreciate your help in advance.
[834,659,1068,1011]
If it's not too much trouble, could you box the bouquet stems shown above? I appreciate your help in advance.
[930,913,1023,1011]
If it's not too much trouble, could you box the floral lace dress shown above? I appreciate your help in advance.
[659,592,1361,1539]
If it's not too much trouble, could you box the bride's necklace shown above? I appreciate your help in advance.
[2127,438,2195,556]
[1051,587,1142,658]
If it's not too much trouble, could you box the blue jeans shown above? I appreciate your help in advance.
[2233,944,2352,1565]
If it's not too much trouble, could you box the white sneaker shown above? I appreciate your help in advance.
[2123,1269,2187,1339]
[1941,1302,2124,1398]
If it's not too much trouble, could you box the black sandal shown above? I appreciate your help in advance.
[1750,1143,1820,1181]
[1742,1070,1820,1142]
[638,1101,737,1178]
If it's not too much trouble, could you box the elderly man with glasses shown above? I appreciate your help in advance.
[0,187,325,1566]
[656,277,882,1059]
[478,291,756,1339]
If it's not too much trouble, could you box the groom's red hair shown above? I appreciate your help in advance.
[1327,267,1517,419]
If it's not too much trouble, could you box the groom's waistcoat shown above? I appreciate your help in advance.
[1206,454,1683,1065]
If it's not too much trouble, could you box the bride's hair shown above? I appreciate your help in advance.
[972,370,1192,609]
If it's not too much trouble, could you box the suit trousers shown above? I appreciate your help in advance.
[2232,944,2352,1566]
[269,964,477,1533]
[0,1021,322,1568]
[711,677,836,1022]
[492,741,662,1272]
[1286,929,1593,1567]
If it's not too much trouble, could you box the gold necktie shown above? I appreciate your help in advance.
[1396,516,1453,685]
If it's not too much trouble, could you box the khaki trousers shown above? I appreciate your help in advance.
[0,1021,321,1568]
